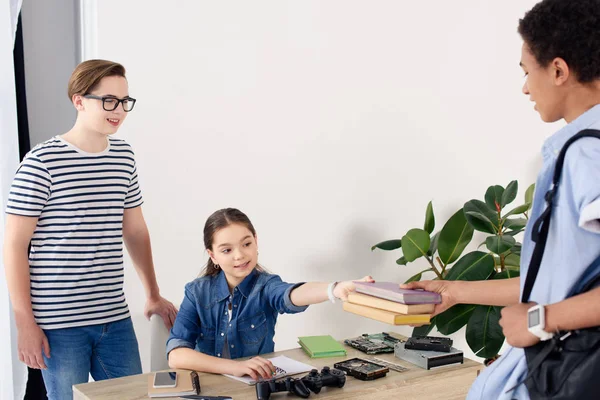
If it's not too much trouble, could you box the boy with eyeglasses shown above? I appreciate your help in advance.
[3,59,177,399]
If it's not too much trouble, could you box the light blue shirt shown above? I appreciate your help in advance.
[468,104,600,399]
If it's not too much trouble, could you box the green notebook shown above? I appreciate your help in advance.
[298,335,347,358]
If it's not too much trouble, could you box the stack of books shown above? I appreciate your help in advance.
[343,282,441,325]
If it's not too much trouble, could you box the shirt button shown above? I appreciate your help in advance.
[234,305,237,308]
[231,345,235,348]
[251,324,255,329]
[229,323,232,327]
[217,353,221,357]
[221,333,224,336]
[234,288,238,291]
[200,333,203,337]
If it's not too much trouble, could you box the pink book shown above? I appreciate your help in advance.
[353,281,442,305]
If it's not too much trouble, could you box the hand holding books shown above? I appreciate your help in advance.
[343,281,443,325]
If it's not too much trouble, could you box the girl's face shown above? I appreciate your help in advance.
[74,75,130,135]
[208,223,258,288]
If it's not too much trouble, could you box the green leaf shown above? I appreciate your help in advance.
[464,200,498,234]
[505,228,525,237]
[501,181,518,208]
[511,243,522,255]
[486,235,516,255]
[485,185,504,211]
[438,209,475,264]
[405,272,422,283]
[424,201,435,234]
[504,253,520,268]
[404,268,433,284]
[401,229,431,262]
[396,256,408,266]
[503,218,527,230]
[412,318,436,337]
[466,305,504,359]
[503,204,530,219]
[525,183,535,209]
[436,304,477,335]
[493,269,520,279]
[445,251,495,281]
[427,232,440,257]
[465,212,497,234]
[371,239,402,251]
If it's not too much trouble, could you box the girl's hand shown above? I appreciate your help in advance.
[232,356,276,381]
[333,275,375,301]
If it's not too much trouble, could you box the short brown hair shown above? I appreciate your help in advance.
[67,59,126,101]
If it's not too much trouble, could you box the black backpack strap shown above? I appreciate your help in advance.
[521,129,600,303]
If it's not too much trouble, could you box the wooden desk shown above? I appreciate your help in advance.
[74,336,481,400]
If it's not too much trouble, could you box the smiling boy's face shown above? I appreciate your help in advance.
[208,223,258,289]
[73,75,130,135]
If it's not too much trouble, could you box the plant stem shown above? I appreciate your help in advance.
[500,253,506,272]
[497,210,503,231]
[426,256,443,279]
[436,256,445,275]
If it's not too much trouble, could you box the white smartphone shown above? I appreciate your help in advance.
[153,371,178,388]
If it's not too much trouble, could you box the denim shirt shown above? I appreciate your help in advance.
[166,269,308,360]
[468,104,600,399]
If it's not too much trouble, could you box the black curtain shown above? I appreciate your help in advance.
[13,13,48,400]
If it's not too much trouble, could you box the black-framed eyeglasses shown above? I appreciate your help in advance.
[83,94,137,112]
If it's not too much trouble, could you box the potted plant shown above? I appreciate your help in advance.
[372,181,535,359]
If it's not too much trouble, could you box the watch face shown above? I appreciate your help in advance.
[528,309,540,327]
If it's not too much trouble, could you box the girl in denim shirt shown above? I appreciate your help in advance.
[167,208,373,381]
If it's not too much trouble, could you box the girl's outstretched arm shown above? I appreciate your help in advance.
[290,275,374,306]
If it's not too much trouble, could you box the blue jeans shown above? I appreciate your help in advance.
[41,317,142,399]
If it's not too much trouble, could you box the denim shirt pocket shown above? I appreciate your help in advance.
[196,325,216,355]
[238,311,268,345]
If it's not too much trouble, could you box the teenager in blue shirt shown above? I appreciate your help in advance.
[167,208,373,381]
[403,0,600,398]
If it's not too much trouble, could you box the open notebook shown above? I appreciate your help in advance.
[224,355,315,385]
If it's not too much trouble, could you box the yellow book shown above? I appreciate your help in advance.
[343,302,431,325]
[347,292,435,315]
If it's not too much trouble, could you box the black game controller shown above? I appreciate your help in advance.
[255,376,311,399]
[300,369,324,394]
[301,366,346,394]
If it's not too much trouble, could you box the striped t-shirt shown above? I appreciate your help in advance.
[5,136,143,330]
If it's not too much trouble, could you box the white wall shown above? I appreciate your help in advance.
[1,1,22,398]
[93,0,560,370]
[20,0,78,145]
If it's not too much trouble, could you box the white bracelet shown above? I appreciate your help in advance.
[327,282,339,303]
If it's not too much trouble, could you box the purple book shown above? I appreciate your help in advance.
[353,281,442,305]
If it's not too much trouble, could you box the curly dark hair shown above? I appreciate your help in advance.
[518,0,600,83]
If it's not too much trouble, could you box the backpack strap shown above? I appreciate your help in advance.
[522,129,600,303]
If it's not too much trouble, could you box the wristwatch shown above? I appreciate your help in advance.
[527,304,554,341]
